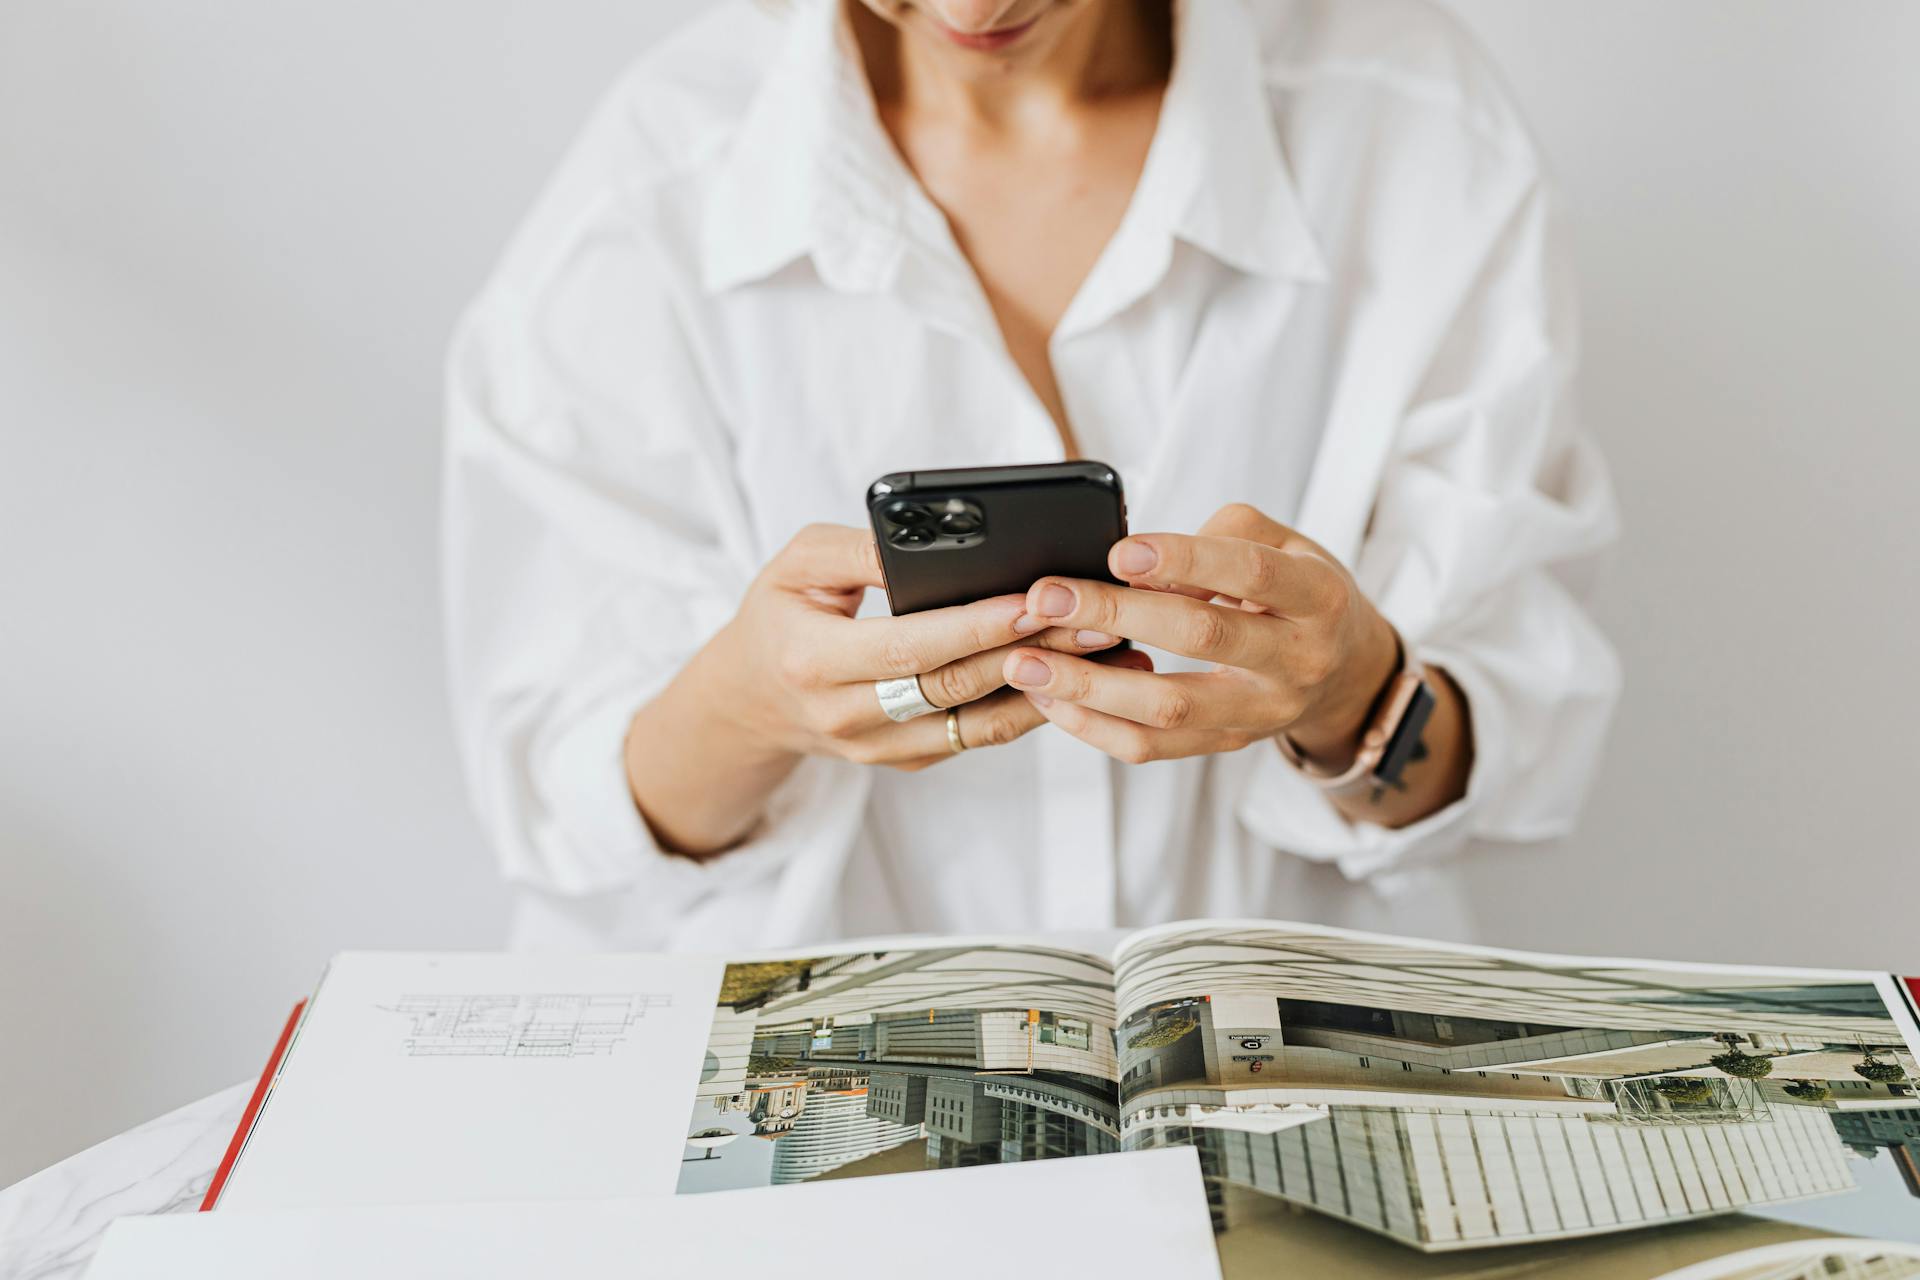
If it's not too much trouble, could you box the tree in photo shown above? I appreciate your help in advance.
[718,959,815,1007]
[1854,1049,1909,1084]
[1708,1048,1774,1079]
[1652,1077,1716,1105]
[1781,1080,1832,1103]
[1128,1017,1200,1050]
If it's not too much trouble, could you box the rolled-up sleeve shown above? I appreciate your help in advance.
[1237,175,1621,882]
[441,166,866,932]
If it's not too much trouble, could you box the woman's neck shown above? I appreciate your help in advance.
[851,1,1173,137]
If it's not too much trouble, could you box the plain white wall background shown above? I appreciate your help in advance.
[2,1,1915,1187]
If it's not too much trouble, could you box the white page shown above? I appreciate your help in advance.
[220,951,725,1209]
[88,1148,1219,1279]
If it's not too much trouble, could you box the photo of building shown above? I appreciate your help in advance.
[1704,1243,1920,1280]
[1111,926,1920,1269]
[670,926,1920,1274]
[678,943,1122,1193]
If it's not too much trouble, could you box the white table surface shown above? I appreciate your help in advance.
[0,1083,250,1280]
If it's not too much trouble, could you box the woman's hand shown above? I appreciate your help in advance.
[626,523,1141,855]
[1002,504,1471,824]
[701,523,1129,765]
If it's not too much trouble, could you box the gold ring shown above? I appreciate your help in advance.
[945,707,967,753]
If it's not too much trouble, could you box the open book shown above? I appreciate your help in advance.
[210,921,1920,1279]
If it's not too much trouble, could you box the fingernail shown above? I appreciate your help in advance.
[1075,630,1116,648]
[1027,692,1053,708]
[1012,613,1045,634]
[1010,656,1052,687]
[1035,584,1075,617]
[1114,541,1157,575]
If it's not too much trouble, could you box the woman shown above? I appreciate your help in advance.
[444,0,1618,952]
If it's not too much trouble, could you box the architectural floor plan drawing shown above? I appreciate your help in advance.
[381,993,673,1058]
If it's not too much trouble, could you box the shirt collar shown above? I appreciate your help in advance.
[1140,0,1329,282]
[700,0,907,295]
[699,0,1328,296]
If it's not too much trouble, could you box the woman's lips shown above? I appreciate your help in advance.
[929,13,1041,52]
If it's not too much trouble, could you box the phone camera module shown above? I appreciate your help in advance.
[881,496,982,552]
[889,525,936,549]
[938,510,982,536]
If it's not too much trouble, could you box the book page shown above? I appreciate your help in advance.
[673,939,1122,1194]
[1109,920,1920,1278]
[220,951,725,1209]
[86,1148,1221,1279]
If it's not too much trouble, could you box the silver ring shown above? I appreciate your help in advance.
[874,674,939,722]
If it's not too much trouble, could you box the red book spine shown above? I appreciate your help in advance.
[200,999,307,1211]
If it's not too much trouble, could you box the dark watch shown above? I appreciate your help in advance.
[1275,637,1434,793]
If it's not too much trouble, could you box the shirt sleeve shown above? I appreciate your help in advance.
[1236,172,1621,884]
[441,153,868,933]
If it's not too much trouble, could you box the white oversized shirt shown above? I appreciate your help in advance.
[443,0,1620,953]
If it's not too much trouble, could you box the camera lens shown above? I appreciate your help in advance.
[938,510,982,536]
[885,502,930,527]
[889,525,935,548]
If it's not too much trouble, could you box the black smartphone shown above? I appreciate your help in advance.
[867,461,1128,615]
